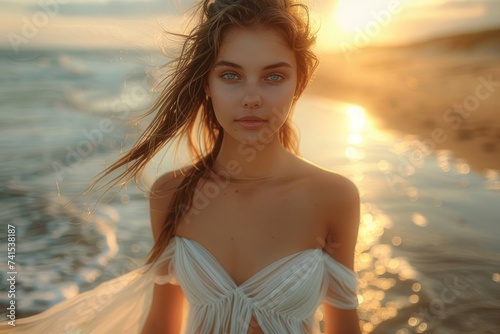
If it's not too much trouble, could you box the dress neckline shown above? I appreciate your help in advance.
[174,235,323,288]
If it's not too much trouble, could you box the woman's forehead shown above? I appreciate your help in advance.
[215,27,296,68]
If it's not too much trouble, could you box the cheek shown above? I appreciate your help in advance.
[268,102,293,131]
[268,87,295,113]
[210,95,235,126]
[209,83,238,105]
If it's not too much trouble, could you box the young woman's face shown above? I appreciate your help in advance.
[206,27,298,146]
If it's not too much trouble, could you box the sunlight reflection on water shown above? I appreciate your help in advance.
[294,96,500,333]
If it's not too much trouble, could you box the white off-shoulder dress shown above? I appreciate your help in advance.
[1,236,358,334]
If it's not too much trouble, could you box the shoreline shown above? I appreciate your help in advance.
[306,48,500,173]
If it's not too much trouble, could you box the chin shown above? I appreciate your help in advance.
[236,131,277,147]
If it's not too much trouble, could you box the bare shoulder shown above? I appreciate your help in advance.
[296,157,359,203]
[297,158,360,268]
[316,168,359,205]
[150,169,187,196]
[149,169,187,241]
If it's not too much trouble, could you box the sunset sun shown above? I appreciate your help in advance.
[333,1,373,32]
[317,0,404,51]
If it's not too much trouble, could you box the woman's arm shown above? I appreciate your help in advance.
[322,305,361,334]
[141,172,186,334]
[141,284,185,334]
[321,175,362,334]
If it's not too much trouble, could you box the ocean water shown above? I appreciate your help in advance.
[0,47,159,318]
[295,98,500,334]
[0,48,499,333]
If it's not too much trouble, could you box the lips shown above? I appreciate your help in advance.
[235,116,266,129]
[236,116,265,121]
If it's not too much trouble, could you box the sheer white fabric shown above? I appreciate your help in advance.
[1,236,358,334]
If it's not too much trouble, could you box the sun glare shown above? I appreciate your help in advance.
[333,0,373,32]
[325,0,407,50]
[347,105,366,132]
[319,0,379,50]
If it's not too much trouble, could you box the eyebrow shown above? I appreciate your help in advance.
[213,60,293,70]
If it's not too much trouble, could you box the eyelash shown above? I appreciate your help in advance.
[267,74,284,81]
[220,72,285,82]
[221,72,239,80]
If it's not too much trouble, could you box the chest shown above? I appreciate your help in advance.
[175,178,328,285]
[178,178,324,239]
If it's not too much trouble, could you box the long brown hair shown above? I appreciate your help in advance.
[88,0,318,266]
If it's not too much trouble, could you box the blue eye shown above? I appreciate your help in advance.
[267,74,284,81]
[221,73,239,80]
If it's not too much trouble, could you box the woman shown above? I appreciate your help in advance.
[1,0,361,333]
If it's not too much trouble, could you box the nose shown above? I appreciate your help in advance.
[242,87,262,109]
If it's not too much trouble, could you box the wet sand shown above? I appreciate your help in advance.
[306,27,500,172]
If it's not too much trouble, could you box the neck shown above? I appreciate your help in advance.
[212,132,293,182]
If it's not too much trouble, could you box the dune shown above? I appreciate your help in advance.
[307,27,500,172]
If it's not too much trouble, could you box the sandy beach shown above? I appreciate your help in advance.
[307,28,500,172]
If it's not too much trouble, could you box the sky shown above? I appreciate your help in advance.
[1,0,499,52]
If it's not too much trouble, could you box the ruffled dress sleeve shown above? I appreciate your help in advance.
[322,252,359,309]
[0,238,178,334]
